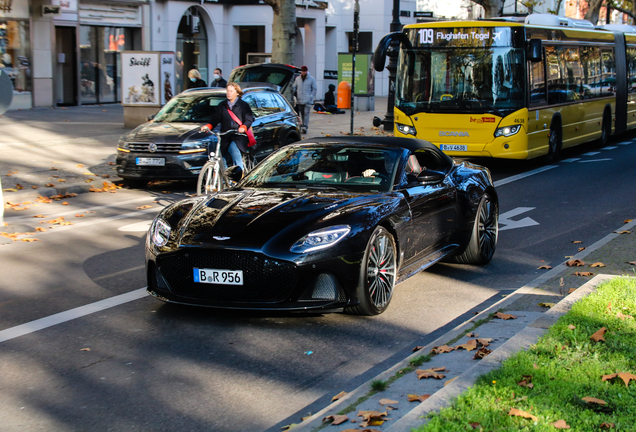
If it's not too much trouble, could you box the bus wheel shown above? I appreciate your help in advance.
[546,123,562,163]
[600,110,611,147]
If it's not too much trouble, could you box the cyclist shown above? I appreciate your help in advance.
[201,82,255,174]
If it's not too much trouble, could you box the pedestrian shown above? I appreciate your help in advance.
[210,68,227,88]
[292,65,317,134]
[188,69,207,88]
[201,82,254,174]
[324,83,344,114]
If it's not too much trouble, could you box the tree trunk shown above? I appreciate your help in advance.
[263,0,296,64]
[470,0,506,18]
[584,0,605,24]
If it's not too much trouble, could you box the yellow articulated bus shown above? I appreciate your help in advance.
[374,14,636,160]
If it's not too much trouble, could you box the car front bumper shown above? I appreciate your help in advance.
[116,151,208,180]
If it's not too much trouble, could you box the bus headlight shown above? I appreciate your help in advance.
[396,123,417,136]
[494,124,521,138]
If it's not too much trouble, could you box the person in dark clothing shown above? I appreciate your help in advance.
[324,84,344,114]
[210,68,227,88]
[201,83,254,172]
[188,69,207,88]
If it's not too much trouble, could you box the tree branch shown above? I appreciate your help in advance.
[609,1,636,22]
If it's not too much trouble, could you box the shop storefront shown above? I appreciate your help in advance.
[0,1,32,110]
[175,7,207,95]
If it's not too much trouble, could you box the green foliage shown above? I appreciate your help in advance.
[415,277,636,431]
[370,379,388,392]
[410,355,432,367]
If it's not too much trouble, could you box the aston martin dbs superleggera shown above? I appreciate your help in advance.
[146,137,498,315]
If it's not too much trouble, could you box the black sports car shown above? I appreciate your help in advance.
[146,137,498,315]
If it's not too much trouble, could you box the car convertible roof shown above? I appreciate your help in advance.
[296,136,453,165]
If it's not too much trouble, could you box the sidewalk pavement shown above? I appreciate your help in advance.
[3,102,636,430]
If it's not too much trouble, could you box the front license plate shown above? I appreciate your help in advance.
[440,144,467,152]
[136,157,165,166]
[193,268,244,285]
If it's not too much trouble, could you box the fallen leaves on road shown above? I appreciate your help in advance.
[322,414,349,425]
[378,399,398,406]
[568,288,577,294]
[518,375,534,389]
[538,265,552,269]
[508,408,537,421]
[572,240,582,244]
[574,271,594,277]
[614,230,631,234]
[494,312,517,320]
[412,345,424,352]
[357,410,388,427]
[627,261,636,265]
[566,259,585,267]
[590,327,607,342]
[416,367,446,380]
[590,262,606,267]
[407,394,430,402]
[430,345,455,355]
[455,339,478,351]
[90,181,120,193]
[331,391,347,402]
[444,376,458,386]
[473,347,492,359]
[137,205,153,209]
[538,302,556,308]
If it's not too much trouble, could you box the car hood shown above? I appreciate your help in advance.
[173,189,388,249]
[122,122,207,143]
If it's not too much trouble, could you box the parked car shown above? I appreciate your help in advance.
[146,136,499,316]
[228,63,300,105]
[116,87,301,187]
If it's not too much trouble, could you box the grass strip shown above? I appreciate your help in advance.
[415,276,636,431]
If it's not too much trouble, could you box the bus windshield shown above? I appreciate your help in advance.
[397,44,526,117]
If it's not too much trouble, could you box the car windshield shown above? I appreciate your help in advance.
[152,94,224,123]
[241,145,403,193]
[397,27,526,117]
[230,66,293,87]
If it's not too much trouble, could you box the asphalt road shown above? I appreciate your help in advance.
[1,135,635,431]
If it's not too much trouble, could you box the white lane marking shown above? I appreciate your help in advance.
[494,165,557,187]
[617,141,633,145]
[601,146,617,150]
[579,158,613,163]
[561,158,580,163]
[583,151,600,156]
[499,207,539,231]
[0,288,148,344]
[6,196,161,224]
[118,221,153,232]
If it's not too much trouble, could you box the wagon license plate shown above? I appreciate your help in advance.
[136,157,165,166]
[193,268,243,285]
[440,144,467,152]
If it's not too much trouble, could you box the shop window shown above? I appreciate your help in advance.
[0,20,31,95]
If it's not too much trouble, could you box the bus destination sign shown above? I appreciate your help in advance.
[412,27,512,48]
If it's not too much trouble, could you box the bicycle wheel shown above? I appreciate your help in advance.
[197,161,221,195]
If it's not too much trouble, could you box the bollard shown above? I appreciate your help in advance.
[337,81,351,109]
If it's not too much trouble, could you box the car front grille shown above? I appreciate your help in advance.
[157,249,298,302]
[127,143,182,153]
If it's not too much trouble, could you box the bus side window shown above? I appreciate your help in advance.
[530,48,546,104]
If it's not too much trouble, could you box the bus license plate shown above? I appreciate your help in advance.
[136,157,165,166]
[193,268,243,285]
[440,144,467,152]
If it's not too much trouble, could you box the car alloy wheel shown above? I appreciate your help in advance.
[477,194,498,261]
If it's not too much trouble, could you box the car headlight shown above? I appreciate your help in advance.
[396,123,416,136]
[290,225,351,253]
[150,218,171,247]
[180,139,209,154]
[494,124,521,138]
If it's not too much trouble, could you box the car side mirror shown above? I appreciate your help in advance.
[416,169,445,185]
[147,113,156,121]
[225,165,243,183]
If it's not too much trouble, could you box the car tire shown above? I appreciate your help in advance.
[122,178,146,189]
[452,192,498,265]
[284,133,300,146]
[346,226,397,316]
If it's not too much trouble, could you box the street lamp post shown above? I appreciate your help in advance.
[350,0,360,135]
[380,0,402,132]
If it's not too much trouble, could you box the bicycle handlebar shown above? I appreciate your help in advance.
[201,127,246,137]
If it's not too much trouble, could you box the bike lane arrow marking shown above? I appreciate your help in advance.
[499,207,539,231]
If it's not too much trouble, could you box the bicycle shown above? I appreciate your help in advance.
[196,129,257,195]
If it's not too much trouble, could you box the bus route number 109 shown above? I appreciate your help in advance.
[419,29,434,45]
